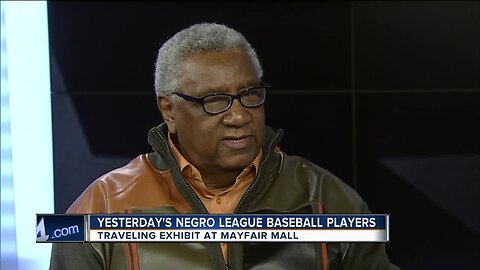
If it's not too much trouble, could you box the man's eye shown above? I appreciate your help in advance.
[204,95,229,104]
[245,89,262,96]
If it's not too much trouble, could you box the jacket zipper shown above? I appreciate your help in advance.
[152,128,209,214]
[233,130,282,214]
[151,128,226,269]
[227,130,282,269]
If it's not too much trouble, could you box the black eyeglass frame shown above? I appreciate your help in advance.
[172,83,269,115]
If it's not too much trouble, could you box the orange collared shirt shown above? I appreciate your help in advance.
[168,134,262,262]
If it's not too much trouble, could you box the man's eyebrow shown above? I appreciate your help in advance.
[199,81,260,96]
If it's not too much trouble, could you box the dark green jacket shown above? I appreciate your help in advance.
[50,124,399,269]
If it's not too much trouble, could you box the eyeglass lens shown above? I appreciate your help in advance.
[203,88,266,114]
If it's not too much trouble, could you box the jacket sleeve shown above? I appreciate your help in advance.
[340,203,400,270]
[50,243,106,270]
[340,242,399,270]
[50,180,109,269]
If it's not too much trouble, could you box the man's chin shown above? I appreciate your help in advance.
[219,153,257,171]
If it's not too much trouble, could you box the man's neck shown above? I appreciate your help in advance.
[200,169,241,193]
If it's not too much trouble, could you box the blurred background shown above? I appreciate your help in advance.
[1,1,479,269]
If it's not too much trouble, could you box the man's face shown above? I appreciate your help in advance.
[165,48,265,175]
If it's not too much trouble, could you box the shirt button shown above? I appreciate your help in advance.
[216,197,222,204]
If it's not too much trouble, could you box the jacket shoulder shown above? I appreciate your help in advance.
[255,154,367,213]
[67,154,172,214]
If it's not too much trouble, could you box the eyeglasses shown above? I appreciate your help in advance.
[172,84,268,115]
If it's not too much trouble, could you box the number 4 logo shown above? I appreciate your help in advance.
[36,218,49,242]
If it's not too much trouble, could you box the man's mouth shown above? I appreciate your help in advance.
[222,135,253,150]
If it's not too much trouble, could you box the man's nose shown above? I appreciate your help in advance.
[222,99,251,127]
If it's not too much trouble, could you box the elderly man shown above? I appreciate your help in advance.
[50,23,398,269]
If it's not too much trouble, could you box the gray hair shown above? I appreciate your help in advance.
[154,23,263,97]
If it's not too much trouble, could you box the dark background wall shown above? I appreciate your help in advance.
[48,2,480,269]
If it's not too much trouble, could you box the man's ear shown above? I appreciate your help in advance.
[157,96,176,135]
